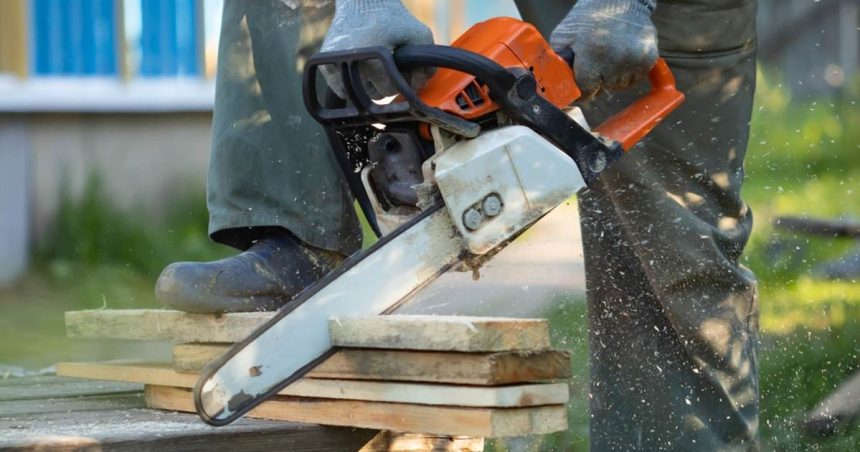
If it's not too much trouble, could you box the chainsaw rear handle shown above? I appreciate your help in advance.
[552,48,684,151]
[593,58,685,150]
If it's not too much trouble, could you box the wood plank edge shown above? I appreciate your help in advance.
[57,361,569,407]
[145,385,568,437]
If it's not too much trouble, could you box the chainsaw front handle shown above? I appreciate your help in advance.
[303,46,483,138]
[593,58,685,151]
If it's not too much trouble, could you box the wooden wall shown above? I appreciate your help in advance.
[0,0,28,78]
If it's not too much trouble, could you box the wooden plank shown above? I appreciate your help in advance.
[173,343,231,373]
[65,309,274,342]
[0,375,75,387]
[57,362,568,408]
[0,376,141,402]
[360,431,484,451]
[174,344,571,384]
[329,315,551,352]
[1,406,377,452]
[0,375,378,452]
[145,385,568,438]
[0,392,145,416]
[66,311,551,352]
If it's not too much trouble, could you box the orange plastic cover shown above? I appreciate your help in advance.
[418,17,580,120]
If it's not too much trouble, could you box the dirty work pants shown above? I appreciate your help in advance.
[208,0,759,450]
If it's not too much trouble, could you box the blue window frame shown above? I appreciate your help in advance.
[139,0,202,77]
[30,0,119,76]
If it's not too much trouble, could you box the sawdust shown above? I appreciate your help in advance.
[412,210,464,272]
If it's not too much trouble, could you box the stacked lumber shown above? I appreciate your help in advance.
[60,310,572,439]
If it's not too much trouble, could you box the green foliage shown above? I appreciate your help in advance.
[35,173,230,279]
[742,71,860,336]
[744,71,859,224]
[0,173,230,368]
[742,78,860,446]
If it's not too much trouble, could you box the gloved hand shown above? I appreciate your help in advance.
[320,0,435,99]
[550,0,658,99]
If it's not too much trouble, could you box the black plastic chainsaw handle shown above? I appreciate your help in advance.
[392,45,517,102]
[394,45,575,107]
[304,43,570,138]
[303,45,485,138]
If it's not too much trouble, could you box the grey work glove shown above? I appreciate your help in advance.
[550,0,658,99]
[320,0,435,99]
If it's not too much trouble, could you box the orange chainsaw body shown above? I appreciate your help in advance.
[419,17,580,119]
[418,17,685,151]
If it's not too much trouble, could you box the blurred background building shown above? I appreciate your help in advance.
[0,0,858,284]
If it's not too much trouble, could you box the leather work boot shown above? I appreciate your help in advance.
[155,230,343,313]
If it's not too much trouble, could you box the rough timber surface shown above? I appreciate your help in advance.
[173,343,571,384]
[329,315,551,351]
[65,309,274,343]
[146,385,568,437]
[66,311,552,353]
[0,375,379,451]
[56,361,569,407]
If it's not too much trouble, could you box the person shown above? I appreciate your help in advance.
[155,0,759,449]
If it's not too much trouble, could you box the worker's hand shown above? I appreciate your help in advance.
[550,0,658,99]
[320,0,435,100]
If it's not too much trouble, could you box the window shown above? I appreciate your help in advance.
[136,0,203,77]
[30,0,119,76]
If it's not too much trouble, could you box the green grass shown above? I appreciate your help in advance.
[759,316,860,451]
[0,176,230,368]
[37,174,231,279]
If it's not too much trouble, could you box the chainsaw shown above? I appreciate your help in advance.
[193,17,684,426]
